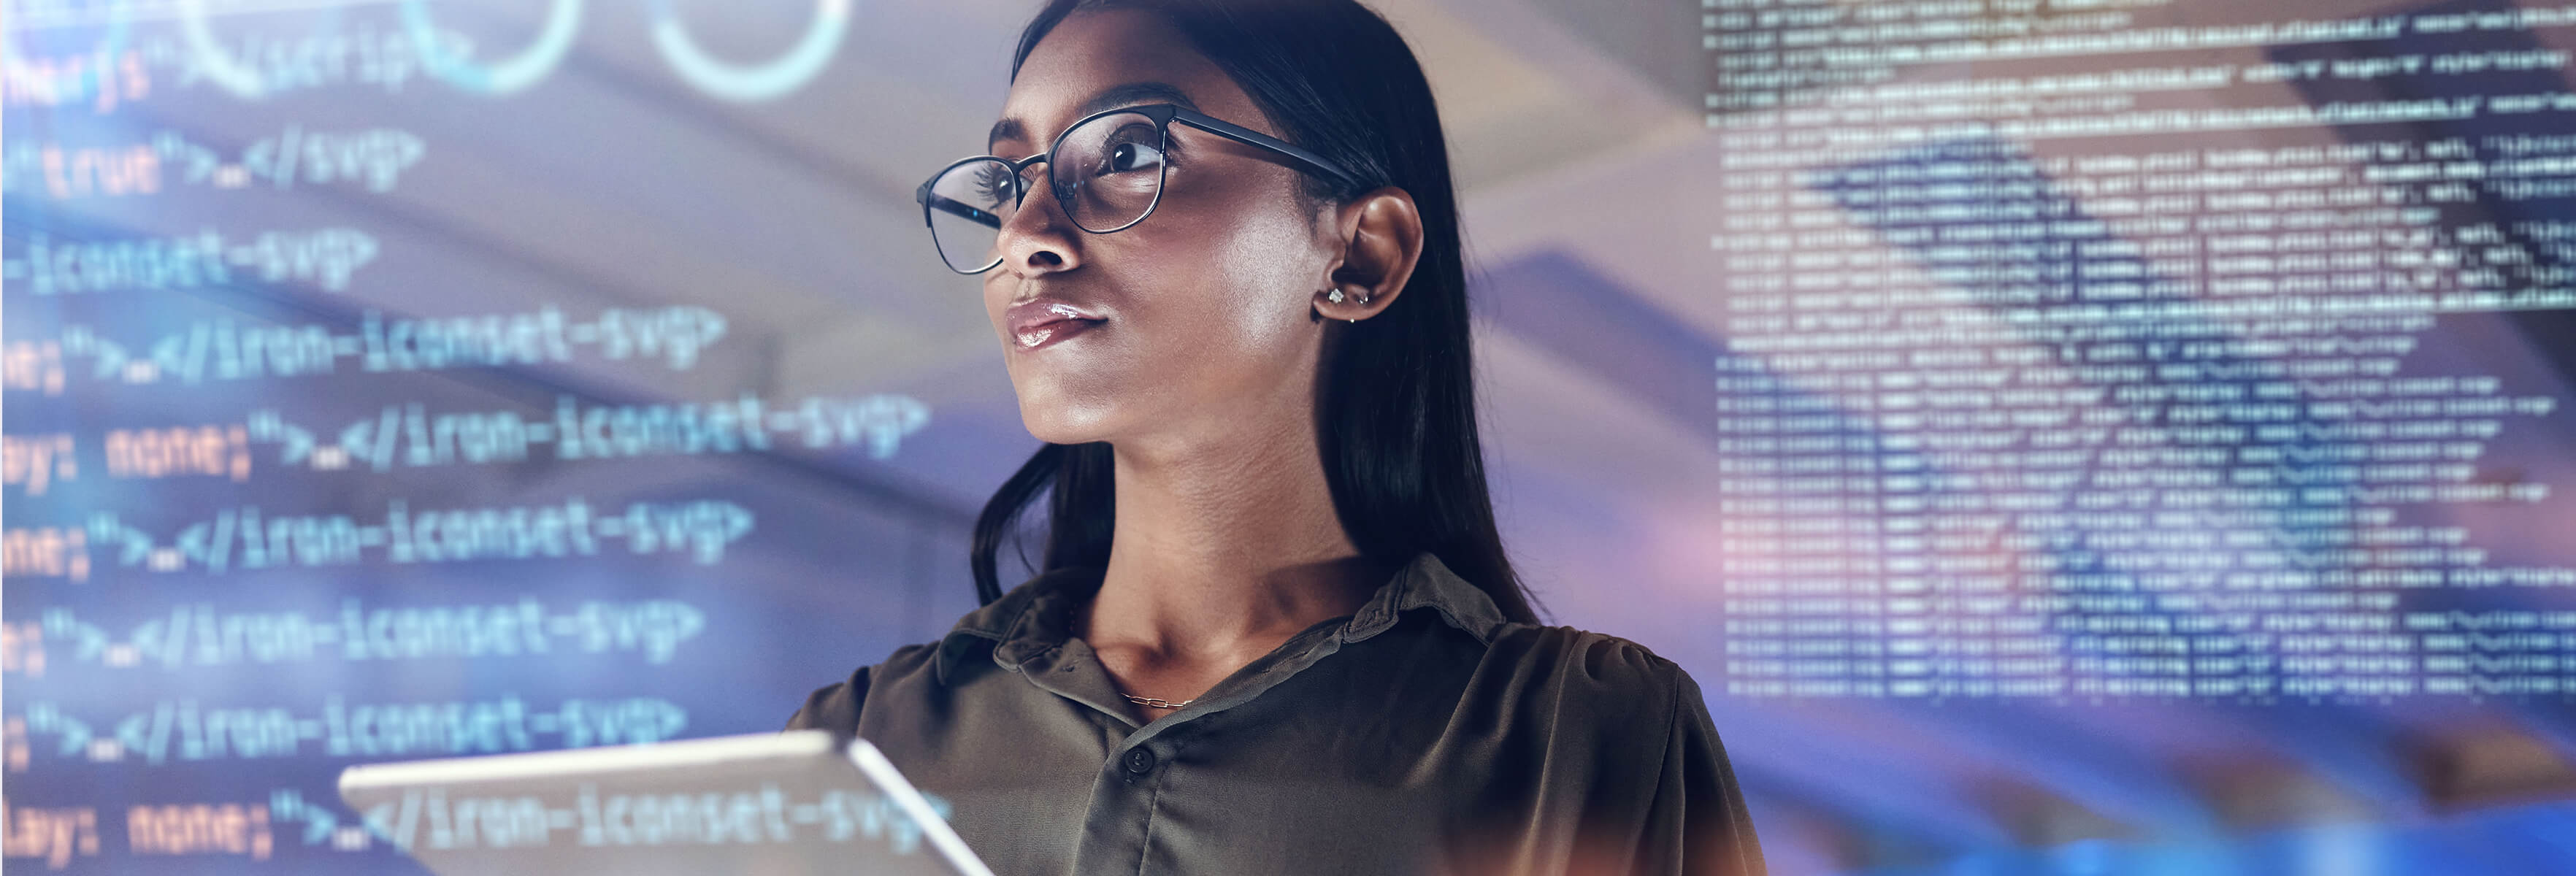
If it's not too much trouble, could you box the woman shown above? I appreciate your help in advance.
[789,1,1765,873]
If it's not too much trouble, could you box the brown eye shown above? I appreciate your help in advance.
[1097,126,1165,176]
[973,163,1015,207]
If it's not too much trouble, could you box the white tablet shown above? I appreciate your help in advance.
[337,730,994,876]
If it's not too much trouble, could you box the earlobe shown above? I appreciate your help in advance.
[1319,286,1371,323]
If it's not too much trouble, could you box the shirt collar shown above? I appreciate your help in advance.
[932,550,1513,684]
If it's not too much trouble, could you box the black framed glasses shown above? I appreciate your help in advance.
[916,103,1363,274]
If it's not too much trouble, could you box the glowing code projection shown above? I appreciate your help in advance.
[28,598,709,669]
[21,304,732,388]
[1703,0,2576,702]
[352,783,956,856]
[2,1,957,872]
[4,227,379,296]
[14,695,690,765]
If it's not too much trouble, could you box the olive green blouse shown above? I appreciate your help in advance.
[785,551,1766,875]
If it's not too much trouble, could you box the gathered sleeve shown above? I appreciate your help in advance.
[1444,632,1767,876]
[1633,666,1766,876]
[783,664,870,734]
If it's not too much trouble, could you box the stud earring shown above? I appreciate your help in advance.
[1325,287,1368,323]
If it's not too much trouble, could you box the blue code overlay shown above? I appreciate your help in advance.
[25,304,726,389]
[4,228,379,295]
[356,784,957,856]
[36,599,705,669]
[63,496,754,575]
[0,128,426,198]
[14,696,687,764]
[245,393,929,470]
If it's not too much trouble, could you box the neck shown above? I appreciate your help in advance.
[1083,424,1390,664]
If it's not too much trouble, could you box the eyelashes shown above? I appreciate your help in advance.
[973,163,1018,208]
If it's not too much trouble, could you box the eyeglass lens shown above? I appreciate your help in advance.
[927,110,1170,273]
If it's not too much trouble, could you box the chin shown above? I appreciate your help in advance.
[1015,397,1121,445]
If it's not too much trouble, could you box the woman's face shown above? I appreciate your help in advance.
[984,8,1339,450]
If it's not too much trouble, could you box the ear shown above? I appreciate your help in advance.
[1315,185,1422,323]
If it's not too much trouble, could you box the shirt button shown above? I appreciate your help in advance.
[1123,748,1156,775]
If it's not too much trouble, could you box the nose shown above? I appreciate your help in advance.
[997,164,1081,278]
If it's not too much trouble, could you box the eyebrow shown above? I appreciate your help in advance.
[989,81,1201,154]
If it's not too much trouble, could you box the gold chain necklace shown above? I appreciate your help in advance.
[1121,693,1192,710]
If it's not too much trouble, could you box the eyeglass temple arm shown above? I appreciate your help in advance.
[1167,106,1363,193]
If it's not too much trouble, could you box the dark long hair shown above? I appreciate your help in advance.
[969,0,1544,626]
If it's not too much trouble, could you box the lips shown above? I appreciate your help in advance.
[1015,318,1101,349]
[1006,298,1106,350]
